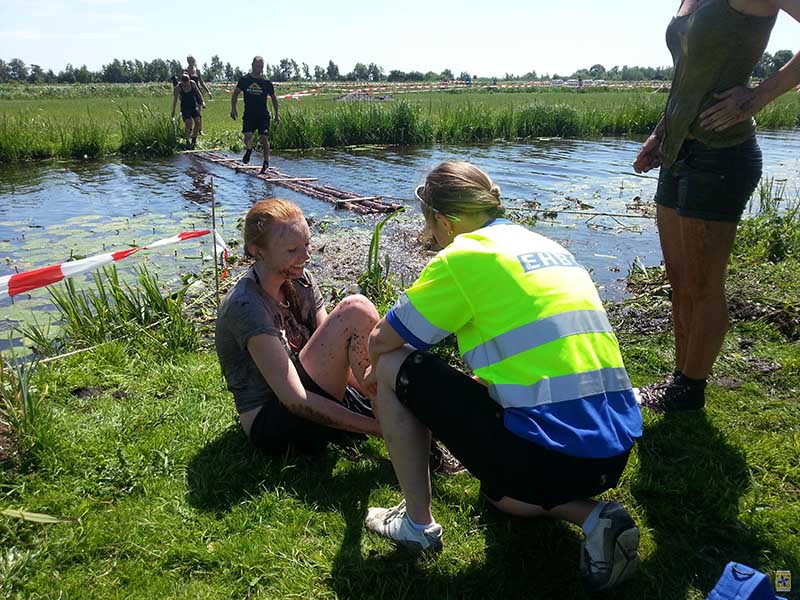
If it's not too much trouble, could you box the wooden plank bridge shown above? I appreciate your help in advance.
[195,151,402,214]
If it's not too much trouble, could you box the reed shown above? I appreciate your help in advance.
[738,179,800,263]
[0,349,41,446]
[357,209,405,313]
[2,88,800,160]
[118,104,180,156]
[26,265,199,354]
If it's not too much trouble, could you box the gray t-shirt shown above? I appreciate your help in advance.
[215,268,324,415]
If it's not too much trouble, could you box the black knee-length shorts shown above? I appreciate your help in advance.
[395,351,630,510]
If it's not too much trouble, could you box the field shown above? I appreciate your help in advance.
[1,193,799,599]
[2,84,800,161]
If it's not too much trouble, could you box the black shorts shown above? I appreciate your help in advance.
[243,112,270,136]
[395,351,630,510]
[249,357,373,454]
[654,135,762,222]
[181,107,201,121]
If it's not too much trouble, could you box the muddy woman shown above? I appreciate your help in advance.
[634,0,800,412]
[214,198,382,452]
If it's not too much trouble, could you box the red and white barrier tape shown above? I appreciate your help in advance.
[0,229,230,301]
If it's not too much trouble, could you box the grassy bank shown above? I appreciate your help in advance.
[2,88,800,161]
[0,105,177,160]
[1,193,798,599]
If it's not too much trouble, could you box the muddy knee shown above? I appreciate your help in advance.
[337,294,379,323]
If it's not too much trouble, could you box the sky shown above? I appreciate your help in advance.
[1,0,798,77]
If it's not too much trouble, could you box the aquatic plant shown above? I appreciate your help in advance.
[738,178,800,263]
[0,349,41,445]
[41,264,198,353]
[56,115,109,159]
[118,104,180,156]
[0,113,109,161]
[357,208,405,313]
[0,114,56,161]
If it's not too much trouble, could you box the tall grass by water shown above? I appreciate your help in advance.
[18,264,199,358]
[0,113,109,161]
[270,97,666,148]
[0,105,179,162]
[117,105,180,156]
[2,88,800,160]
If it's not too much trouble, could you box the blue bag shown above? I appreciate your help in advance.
[707,562,787,600]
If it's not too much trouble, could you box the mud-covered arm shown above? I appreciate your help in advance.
[247,333,381,436]
[633,115,666,173]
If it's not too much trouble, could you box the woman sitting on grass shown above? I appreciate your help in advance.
[215,198,382,453]
[364,162,643,592]
[215,198,465,471]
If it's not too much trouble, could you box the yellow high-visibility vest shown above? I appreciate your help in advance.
[386,219,642,458]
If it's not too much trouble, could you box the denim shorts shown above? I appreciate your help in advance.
[654,135,762,222]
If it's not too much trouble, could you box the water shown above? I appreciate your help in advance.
[2,130,800,342]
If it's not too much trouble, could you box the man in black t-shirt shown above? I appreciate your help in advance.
[231,56,280,173]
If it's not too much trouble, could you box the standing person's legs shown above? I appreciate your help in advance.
[657,205,691,371]
[678,217,738,379]
[298,294,380,400]
[242,131,254,164]
[182,117,193,141]
[191,116,201,147]
[641,138,761,412]
[260,131,270,173]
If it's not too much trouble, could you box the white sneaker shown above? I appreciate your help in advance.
[365,500,443,552]
[580,502,640,591]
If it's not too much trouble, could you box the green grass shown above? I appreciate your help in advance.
[3,87,800,161]
[1,208,799,599]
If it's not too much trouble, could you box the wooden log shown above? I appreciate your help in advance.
[331,196,383,204]
[179,147,224,154]
[262,177,320,182]
[193,151,398,214]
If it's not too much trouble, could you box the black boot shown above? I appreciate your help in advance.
[242,148,252,164]
[260,160,269,174]
[429,440,467,475]
[639,372,706,413]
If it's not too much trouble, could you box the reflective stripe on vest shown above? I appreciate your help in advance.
[463,309,613,371]
[391,291,450,347]
[489,367,632,409]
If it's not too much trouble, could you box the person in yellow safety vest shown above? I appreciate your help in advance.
[363,161,643,592]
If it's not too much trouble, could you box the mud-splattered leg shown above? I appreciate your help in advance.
[299,294,379,400]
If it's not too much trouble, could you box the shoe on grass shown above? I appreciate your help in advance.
[638,373,706,413]
[429,441,467,476]
[580,502,640,592]
[365,500,443,552]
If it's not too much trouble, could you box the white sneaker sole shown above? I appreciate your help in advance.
[602,527,640,590]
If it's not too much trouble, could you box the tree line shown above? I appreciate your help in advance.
[0,51,794,84]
